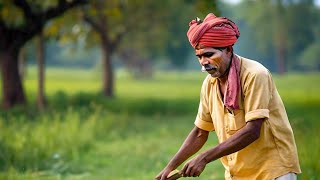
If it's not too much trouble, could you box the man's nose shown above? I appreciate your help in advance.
[200,57,209,66]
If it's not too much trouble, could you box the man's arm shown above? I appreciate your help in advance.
[181,118,264,177]
[155,126,209,180]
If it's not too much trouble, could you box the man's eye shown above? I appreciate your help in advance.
[204,52,214,57]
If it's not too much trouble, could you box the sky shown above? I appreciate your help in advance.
[221,0,320,6]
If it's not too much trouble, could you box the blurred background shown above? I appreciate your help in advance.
[0,0,319,179]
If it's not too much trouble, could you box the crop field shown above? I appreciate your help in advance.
[0,68,319,179]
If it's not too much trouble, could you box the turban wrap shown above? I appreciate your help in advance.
[187,13,241,110]
[187,13,240,48]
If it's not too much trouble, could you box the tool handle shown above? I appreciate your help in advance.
[166,169,182,180]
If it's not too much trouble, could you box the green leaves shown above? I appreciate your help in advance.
[224,0,320,72]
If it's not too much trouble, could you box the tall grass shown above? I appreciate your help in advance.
[0,68,319,179]
[0,105,109,173]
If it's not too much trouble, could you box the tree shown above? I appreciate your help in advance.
[234,0,317,74]
[35,30,46,109]
[237,1,288,74]
[299,42,320,71]
[44,0,219,98]
[81,0,120,97]
[81,0,176,96]
[80,0,220,97]
[298,3,320,71]
[285,0,317,71]
[0,0,87,109]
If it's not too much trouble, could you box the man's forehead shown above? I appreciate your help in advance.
[195,47,217,55]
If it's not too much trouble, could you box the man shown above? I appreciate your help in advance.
[155,13,301,180]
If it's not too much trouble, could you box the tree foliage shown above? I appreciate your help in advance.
[59,0,221,96]
[0,0,87,109]
[0,0,220,108]
[220,0,320,73]
[39,0,220,71]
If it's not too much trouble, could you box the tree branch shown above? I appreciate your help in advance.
[43,0,88,22]
[0,18,7,50]
[91,0,107,29]
[111,30,126,52]
[12,0,88,49]
[13,0,37,21]
[83,14,104,34]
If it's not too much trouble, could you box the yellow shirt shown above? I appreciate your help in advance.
[195,55,301,180]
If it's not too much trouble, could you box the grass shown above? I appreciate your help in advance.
[0,67,319,179]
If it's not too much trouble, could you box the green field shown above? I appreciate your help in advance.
[0,68,319,180]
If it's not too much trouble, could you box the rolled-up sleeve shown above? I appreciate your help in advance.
[243,70,273,122]
[195,113,214,131]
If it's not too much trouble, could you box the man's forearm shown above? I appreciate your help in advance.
[166,127,209,169]
[201,119,263,164]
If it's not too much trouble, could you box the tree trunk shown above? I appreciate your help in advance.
[36,32,46,109]
[274,15,287,74]
[18,47,27,79]
[0,50,26,109]
[276,45,286,74]
[101,38,114,97]
[274,0,287,75]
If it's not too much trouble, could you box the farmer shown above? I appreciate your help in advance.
[155,13,301,180]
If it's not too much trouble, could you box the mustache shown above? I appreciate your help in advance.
[201,64,217,72]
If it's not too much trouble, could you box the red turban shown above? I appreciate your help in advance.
[187,13,240,48]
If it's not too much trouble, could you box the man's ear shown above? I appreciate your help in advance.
[226,46,234,56]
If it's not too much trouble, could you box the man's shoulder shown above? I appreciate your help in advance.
[238,55,270,77]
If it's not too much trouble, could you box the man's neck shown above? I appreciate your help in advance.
[218,75,228,84]
[217,54,233,84]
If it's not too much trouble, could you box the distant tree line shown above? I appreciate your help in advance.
[0,0,217,109]
[219,0,320,73]
[1,0,318,110]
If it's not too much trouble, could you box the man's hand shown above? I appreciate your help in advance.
[155,127,209,179]
[181,154,207,177]
[155,167,174,180]
[155,168,182,180]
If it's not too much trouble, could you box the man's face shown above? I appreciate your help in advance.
[195,46,232,78]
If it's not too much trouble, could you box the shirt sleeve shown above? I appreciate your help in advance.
[194,76,215,131]
[243,69,272,122]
